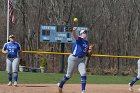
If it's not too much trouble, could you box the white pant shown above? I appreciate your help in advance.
[6,58,20,73]
[137,59,140,78]
[66,54,86,77]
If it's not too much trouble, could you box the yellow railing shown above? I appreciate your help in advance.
[22,51,140,59]
[0,50,140,58]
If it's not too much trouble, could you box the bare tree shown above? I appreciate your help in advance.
[0,0,140,74]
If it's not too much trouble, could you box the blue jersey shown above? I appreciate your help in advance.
[2,42,21,58]
[72,37,89,57]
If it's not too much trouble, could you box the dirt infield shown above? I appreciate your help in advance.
[0,84,140,93]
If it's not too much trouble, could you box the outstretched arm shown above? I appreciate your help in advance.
[72,27,78,40]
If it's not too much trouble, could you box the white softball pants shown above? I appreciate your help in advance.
[6,58,20,73]
[66,54,86,78]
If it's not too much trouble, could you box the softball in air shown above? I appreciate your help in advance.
[74,18,78,23]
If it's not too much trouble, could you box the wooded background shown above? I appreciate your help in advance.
[0,0,140,75]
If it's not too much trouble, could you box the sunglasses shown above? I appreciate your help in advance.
[82,30,87,34]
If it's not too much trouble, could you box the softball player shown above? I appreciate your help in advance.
[57,27,90,93]
[129,59,140,91]
[2,35,21,86]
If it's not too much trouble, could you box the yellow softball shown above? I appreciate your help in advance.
[74,18,78,22]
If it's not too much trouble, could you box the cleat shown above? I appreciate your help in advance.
[82,90,85,93]
[57,83,63,93]
[8,81,12,86]
[14,81,17,87]
[129,83,133,92]
[129,87,133,92]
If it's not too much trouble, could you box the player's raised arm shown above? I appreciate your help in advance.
[72,27,78,40]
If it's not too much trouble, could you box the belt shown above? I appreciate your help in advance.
[72,55,84,58]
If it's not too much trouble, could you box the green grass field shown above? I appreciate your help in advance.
[0,71,138,84]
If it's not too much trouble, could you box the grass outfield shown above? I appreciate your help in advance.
[0,71,139,84]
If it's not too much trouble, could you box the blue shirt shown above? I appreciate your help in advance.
[2,42,21,58]
[72,37,89,57]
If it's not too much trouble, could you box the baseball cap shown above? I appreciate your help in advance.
[9,34,15,38]
[80,29,87,34]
